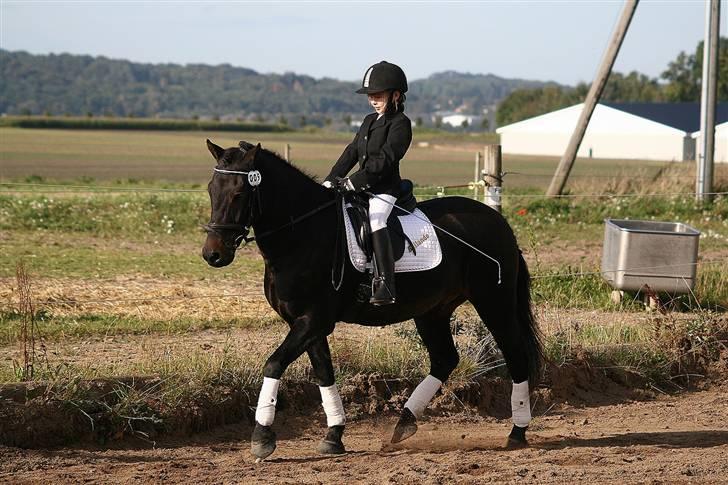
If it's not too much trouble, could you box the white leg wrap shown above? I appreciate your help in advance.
[511,380,531,428]
[320,384,346,427]
[255,377,280,426]
[404,375,442,419]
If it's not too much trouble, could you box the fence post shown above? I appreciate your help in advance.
[483,144,502,213]
[284,144,291,162]
[473,151,481,200]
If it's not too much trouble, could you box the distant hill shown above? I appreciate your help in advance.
[0,49,557,122]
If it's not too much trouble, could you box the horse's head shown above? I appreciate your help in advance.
[202,139,262,267]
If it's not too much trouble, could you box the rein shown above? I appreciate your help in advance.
[204,166,338,252]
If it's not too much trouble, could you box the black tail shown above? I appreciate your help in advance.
[516,252,543,389]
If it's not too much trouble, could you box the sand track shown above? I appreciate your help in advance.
[1,387,726,484]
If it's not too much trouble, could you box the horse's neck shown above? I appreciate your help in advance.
[253,160,333,260]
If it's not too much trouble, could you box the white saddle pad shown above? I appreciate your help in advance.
[343,205,442,273]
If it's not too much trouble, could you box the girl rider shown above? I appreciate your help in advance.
[323,61,412,306]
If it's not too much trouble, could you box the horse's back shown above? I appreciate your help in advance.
[417,196,514,238]
[416,196,520,279]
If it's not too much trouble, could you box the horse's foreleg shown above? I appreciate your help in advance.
[307,338,346,455]
[251,315,325,460]
[392,313,459,443]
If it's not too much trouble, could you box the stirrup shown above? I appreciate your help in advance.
[370,276,395,305]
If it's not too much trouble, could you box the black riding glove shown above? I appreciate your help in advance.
[335,177,356,193]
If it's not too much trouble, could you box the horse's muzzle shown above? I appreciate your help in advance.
[202,235,235,267]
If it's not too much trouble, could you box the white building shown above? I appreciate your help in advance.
[436,112,483,128]
[692,121,728,164]
[496,103,728,162]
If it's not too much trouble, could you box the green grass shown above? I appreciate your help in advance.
[0,231,263,279]
[0,311,281,346]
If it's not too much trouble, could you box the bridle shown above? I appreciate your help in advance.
[202,167,263,251]
[203,166,337,251]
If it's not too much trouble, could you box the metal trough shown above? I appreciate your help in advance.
[601,219,700,293]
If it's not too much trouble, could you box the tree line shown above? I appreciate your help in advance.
[0,49,548,123]
[496,38,728,126]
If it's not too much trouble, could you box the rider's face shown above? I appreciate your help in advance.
[368,91,394,114]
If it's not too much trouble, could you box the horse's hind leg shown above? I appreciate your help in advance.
[391,307,460,443]
[307,338,346,455]
[469,294,532,447]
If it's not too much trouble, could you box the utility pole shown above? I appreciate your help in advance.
[696,0,721,203]
[546,0,639,196]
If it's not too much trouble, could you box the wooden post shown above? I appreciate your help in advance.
[546,0,639,196]
[484,144,502,213]
[473,151,482,200]
[284,144,291,162]
[696,0,720,203]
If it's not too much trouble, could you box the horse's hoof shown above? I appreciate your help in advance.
[506,424,528,448]
[317,425,346,454]
[251,422,277,459]
[391,407,418,443]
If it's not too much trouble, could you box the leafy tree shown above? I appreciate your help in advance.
[661,37,728,101]
[0,50,552,119]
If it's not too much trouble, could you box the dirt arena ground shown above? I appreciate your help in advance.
[1,386,726,484]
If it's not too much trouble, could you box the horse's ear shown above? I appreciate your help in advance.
[206,139,224,161]
[244,142,262,161]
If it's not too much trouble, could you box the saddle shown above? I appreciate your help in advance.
[345,179,418,264]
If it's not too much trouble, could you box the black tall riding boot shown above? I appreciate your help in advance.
[370,228,396,305]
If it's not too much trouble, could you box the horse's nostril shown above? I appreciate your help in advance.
[210,251,220,263]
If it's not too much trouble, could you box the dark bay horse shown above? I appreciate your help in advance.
[201,140,542,459]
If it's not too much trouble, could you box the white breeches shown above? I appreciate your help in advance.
[369,194,397,232]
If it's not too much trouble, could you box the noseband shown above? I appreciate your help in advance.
[203,167,263,250]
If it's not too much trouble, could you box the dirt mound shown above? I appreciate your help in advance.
[1,355,722,449]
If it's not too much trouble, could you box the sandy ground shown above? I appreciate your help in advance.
[1,387,726,484]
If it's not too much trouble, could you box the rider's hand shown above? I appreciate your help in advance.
[322,180,334,189]
[336,177,356,193]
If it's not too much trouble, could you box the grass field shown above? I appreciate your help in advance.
[0,126,695,190]
[1,127,727,443]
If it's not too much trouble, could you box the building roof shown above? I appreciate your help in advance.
[603,102,728,132]
[496,102,728,135]
[496,104,686,135]
[691,120,728,138]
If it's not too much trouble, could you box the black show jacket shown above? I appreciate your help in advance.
[325,111,412,196]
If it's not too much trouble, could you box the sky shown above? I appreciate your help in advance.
[1,1,726,86]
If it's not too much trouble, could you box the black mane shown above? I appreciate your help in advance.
[241,143,322,186]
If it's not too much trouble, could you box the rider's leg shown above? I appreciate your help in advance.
[368,194,397,305]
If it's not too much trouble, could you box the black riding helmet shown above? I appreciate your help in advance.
[356,61,408,94]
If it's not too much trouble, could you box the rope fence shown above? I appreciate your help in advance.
[2,181,727,200]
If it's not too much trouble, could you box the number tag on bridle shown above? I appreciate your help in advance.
[248,170,262,186]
